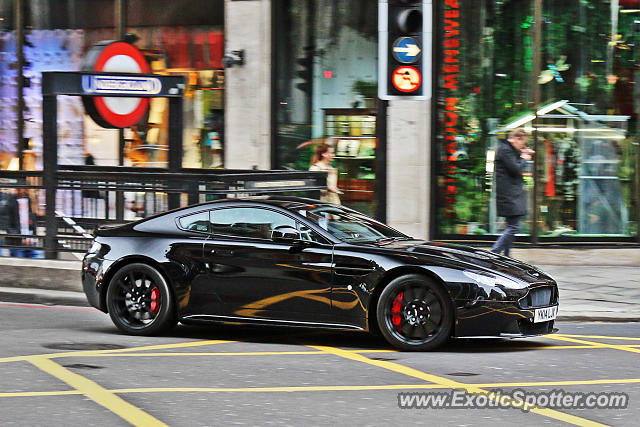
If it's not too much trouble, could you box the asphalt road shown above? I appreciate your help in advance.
[0,302,638,427]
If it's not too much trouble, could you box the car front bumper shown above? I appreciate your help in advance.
[454,300,559,338]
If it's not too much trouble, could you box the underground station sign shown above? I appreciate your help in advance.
[81,41,159,128]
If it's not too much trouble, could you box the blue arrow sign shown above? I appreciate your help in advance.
[392,37,422,64]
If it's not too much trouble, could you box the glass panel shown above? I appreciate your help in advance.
[179,211,210,233]
[209,207,297,240]
[24,0,116,168]
[434,0,638,239]
[126,0,225,169]
[535,0,637,237]
[435,0,535,237]
[296,204,406,243]
[274,0,379,217]
[0,0,16,167]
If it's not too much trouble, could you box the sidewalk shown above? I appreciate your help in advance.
[0,251,639,321]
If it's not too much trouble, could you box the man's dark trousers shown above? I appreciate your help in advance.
[491,215,522,257]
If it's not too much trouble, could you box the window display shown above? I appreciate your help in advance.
[274,0,382,219]
[325,109,377,216]
[435,0,639,240]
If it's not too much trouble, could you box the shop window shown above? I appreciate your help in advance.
[434,0,639,240]
[274,0,380,218]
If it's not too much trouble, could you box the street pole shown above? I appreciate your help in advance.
[115,0,127,166]
[115,0,127,221]
[531,0,542,245]
[15,0,24,169]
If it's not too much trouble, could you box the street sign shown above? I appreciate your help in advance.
[391,66,422,93]
[82,41,152,128]
[392,37,421,64]
[81,75,162,96]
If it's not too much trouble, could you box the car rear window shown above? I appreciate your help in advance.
[179,211,210,233]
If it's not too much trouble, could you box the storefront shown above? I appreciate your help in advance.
[433,0,640,244]
[3,0,639,247]
[0,0,225,172]
[272,0,386,220]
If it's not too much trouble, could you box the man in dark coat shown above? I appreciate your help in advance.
[491,128,531,256]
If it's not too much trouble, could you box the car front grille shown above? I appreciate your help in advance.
[519,285,557,308]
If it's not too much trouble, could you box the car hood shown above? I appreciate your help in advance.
[360,239,553,283]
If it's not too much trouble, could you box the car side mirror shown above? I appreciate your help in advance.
[271,226,301,243]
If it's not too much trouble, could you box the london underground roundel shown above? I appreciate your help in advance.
[391,66,422,93]
[82,41,151,128]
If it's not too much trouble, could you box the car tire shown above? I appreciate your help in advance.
[106,263,177,336]
[376,274,453,351]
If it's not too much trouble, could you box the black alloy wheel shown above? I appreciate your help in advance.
[106,263,177,335]
[376,274,453,351]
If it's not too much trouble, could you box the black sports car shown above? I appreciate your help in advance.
[82,197,559,351]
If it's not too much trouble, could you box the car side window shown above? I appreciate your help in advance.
[178,211,210,233]
[298,223,325,243]
[209,207,297,240]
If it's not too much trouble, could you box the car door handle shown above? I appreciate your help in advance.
[210,248,234,256]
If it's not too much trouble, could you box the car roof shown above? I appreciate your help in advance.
[192,196,330,210]
[126,196,337,232]
[123,196,337,237]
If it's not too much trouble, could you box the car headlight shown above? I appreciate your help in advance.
[463,270,526,289]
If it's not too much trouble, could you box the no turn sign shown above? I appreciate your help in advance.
[391,66,422,93]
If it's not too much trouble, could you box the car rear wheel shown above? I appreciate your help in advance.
[106,263,177,335]
[376,274,453,351]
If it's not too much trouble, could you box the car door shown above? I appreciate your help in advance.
[199,206,334,323]
[172,210,223,316]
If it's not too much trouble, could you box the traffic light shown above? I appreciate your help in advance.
[296,46,313,95]
[378,0,431,100]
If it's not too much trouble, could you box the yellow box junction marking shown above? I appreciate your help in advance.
[3,377,640,399]
[549,335,640,355]
[555,334,640,342]
[28,357,167,427]
[310,345,608,427]
[0,339,233,364]
[2,333,640,425]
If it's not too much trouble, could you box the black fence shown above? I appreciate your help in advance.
[0,166,327,259]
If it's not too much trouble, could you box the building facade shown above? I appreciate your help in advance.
[1,0,638,245]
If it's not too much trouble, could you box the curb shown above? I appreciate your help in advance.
[0,287,89,307]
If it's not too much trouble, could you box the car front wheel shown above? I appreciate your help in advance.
[376,274,453,351]
[106,263,177,335]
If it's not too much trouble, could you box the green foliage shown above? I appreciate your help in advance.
[352,80,378,99]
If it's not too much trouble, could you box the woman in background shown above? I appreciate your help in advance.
[309,143,341,205]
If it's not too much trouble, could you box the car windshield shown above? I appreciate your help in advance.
[295,205,409,243]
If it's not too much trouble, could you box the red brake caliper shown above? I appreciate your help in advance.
[391,291,403,332]
[150,287,160,314]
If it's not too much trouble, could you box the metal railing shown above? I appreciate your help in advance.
[0,166,327,259]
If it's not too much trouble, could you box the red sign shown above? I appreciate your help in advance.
[391,66,422,93]
[82,41,151,129]
[442,0,461,218]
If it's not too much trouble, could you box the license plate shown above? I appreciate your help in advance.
[533,305,558,323]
